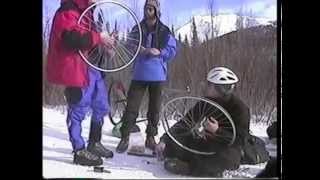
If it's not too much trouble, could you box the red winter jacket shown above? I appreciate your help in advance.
[46,0,102,87]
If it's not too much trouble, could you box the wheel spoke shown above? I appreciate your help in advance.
[115,40,136,58]
[108,44,127,67]
[116,44,132,63]
[187,99,196,125]
[82,14,103,32]
[203,106,220,120]
[161,96,235,155]
[125,36,141,42]
[181,117,193,128]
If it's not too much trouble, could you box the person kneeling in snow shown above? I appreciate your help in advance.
[155,67,251,177]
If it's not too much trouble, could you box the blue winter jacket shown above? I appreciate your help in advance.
[131,20,177,81]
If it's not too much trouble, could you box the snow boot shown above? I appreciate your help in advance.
[73,149,103,166]
[88,142,114,159]
[164,158,191,175]
[116,136,129,153]
[145,136,157,151]
[87,119,113,158]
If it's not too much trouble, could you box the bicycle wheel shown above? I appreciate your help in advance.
[108,81,127,125]
[77,0,142,72]
[161,96,236,155]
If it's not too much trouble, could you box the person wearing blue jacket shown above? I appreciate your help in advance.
[116,0,177,153]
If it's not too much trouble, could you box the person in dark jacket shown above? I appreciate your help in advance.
[154,67,251,177]
[255,121,278,178]
[255,157,278,178]
[267,121,277,140]
[116,0,177,153]
[46,0,116,166]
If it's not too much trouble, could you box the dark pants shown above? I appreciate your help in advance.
[164,139,241,177]
[120,80,163,137]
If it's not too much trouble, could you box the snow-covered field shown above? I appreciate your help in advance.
[43,107,277,179]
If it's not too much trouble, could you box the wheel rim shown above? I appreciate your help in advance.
[161,96,236,155]
[77,0,142,72]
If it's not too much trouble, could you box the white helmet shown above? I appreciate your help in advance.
[207,67,239,84]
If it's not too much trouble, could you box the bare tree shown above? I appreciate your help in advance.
[170,20,277,124]
[207,0,215,40]
[178,33,182,42]
[171,24,175,37]
[191,17,200,47]
[43,5,52,53]
[235,7,245,30]
[184,34,190,47]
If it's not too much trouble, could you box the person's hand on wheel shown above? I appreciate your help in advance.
[204,117,219,138]
[155,141,166,161]
[139,46,146,53]
[100,31,118,57]
[100,31,117,48]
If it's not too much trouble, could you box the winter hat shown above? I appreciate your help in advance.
[144,0,161,18]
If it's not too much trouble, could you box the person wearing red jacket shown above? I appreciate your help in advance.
[46,0,115,166]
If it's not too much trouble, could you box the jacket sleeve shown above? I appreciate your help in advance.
[160,102,202,143]
[213,106,250,147]
[57,10,101,50]
[160,119,190,144]
[160,34,177,62]
[235,106,251,146]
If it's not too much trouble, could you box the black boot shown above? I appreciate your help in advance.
[73,149,103,166]
[116,136,129,153]
[88,142,114,158]
[164,158,191,175]
[88,120,113,158]
[88,120,103,143]
[145,136,157,151]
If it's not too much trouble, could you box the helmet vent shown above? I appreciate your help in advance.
[210,74,218,79]
[227,71,234,75]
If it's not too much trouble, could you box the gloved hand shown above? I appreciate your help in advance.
[154,141,166,161]
[140,46,146,52]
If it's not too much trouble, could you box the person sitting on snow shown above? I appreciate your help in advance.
[154,67,251,177]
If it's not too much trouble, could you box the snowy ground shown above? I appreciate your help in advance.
[43,107,277,179]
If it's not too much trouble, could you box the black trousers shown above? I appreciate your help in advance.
[120,80,163,137]
[164,139,241,177]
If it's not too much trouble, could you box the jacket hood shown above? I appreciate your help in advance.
[61,0,89,10]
